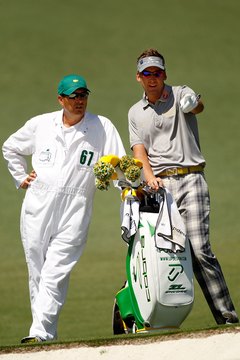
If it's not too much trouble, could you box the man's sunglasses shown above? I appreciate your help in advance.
[141,70,163,78]
[62,92,89,99]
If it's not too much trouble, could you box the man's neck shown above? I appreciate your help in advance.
[146,86,165,104]
[63,113,84,128]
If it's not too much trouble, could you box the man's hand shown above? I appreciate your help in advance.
[132,144,164,190]
[20,170,37,189]
[147,176,164,190]
[180,93,200,113]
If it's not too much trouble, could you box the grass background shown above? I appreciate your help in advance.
[0,0,240,346]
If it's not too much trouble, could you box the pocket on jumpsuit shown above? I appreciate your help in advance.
[20,187,54,260]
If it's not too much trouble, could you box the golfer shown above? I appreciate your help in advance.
[128,48,238,325]
[2,74,126,343]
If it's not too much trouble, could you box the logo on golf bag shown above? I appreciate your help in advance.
[132,234,151,302]
[168,264,184,281]
[166,284,186,293]
[166,264,186,293]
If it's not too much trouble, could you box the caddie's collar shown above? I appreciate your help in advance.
[142,85,172,109]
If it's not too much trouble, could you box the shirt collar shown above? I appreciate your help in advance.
[142,84,172,109]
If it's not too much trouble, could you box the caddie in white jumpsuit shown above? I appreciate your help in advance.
[2,74,126,343]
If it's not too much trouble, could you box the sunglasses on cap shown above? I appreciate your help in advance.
[62,92,89,99]
[141,70,163,78]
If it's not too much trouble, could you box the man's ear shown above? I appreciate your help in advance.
[136,72,141,83]
[58,95,64,107]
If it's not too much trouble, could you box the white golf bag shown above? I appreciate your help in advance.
[113,187,194,334]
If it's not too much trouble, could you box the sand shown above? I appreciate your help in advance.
[1,329,240,360]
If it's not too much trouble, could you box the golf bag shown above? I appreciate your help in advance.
[113,187,194,334]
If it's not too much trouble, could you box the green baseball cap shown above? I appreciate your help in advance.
[57,74,90,95]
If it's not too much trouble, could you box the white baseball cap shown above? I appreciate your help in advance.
[137,56,165,72]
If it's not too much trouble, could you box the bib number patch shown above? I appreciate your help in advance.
[79,149,95,166]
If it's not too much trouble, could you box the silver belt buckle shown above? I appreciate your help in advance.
[166,167,178,176]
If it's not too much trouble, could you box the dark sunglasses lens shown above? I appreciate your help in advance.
[142,71,162,77]
[142,71,150,76]
[68,92,88,99]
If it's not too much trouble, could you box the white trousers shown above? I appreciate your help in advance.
[20,187,92,340]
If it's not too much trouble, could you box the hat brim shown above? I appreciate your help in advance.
[138,62,165,73]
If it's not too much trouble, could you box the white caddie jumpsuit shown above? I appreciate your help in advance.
[2,109,126,340]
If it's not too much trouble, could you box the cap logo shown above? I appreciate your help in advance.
[73,79,79,83]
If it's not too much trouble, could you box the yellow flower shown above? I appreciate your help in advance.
[95,178,110,191]
[93,161,114,181]
[119,155,135,172]
[99,154,120,167]
[125,165,141,182]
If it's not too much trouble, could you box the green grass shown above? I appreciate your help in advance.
[0,0,240,346]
